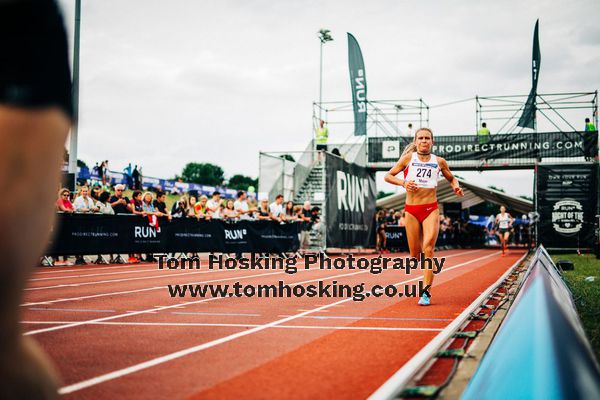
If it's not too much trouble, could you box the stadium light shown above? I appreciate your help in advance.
[318,29,333,120]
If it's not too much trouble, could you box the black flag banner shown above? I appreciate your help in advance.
[518,19,541,129]
[325,153,376,248]
[347,33,368,136]
[537,164,597,249]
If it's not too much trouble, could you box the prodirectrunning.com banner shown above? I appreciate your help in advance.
[326,154,377,248]
[368,131,597,162]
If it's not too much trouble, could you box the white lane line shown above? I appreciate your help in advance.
[21,320,443,332]
[26,270,209,291]
[29,307,116,313]
[24,265,376,336]
[278,315,453,321]
[34,263,156,275]
[22,249,482,307]
[171,312,261,317]
[21,260,319,307]
[30,268,176,282]
[57,251,500,394]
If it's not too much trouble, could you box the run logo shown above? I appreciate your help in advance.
[134,226,158,238]
[224,229,247,240]
[337,171,368,213]
[354,69,366,113]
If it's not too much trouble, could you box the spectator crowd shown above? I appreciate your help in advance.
[55,183,324,264]
[374,207,532,252]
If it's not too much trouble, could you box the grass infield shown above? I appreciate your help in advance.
[552,254,600,361]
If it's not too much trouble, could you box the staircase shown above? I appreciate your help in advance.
[293,164,326,250]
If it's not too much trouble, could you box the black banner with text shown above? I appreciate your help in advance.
[537,164,597,249]
[325,154,377,248]
[46,214,300,256]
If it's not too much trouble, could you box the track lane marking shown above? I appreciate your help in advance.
[56,251,501,394]
[23,249,483,306]
[21,320,443,331]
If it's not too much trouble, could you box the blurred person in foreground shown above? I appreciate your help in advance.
[0,0,73,397]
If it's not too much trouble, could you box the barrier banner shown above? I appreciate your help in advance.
[385,226,408,251]
[537,164,597,249]
[325,154,376,248]
[46,214,300,256]
[463,247,600,399]
[368,131,597,163]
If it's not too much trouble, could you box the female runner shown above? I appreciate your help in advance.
[384,128,464,305]
[495,205,513,256]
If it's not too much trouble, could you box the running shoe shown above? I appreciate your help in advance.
[418,292,431,306]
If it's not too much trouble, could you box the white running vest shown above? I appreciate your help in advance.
[497,213,510,229]
[404,153,440,189]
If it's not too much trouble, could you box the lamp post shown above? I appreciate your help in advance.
[68,0,81,179]
[318,29,333,121]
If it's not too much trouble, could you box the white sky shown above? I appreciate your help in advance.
[57,0,600,197]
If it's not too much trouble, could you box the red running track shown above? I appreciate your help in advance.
[20,249,525,399]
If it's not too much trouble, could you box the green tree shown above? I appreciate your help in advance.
[180,163,224,186]
[519,195,533,201]
[228,174,258,191]
[488,185,505,193]
[377,191,393,199]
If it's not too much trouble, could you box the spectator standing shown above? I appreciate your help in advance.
[256,199,272,220]
[207,191,221,218]
[269,194,285,221]
[194,195,211,220]
[477,122,490,145]
[234,191,253,220]
[187,196,198,218]
[386,208,398,225]
[91,183,102,201]
[123,163,133,188]
[73,186,98,213]
[171,196,188,218]
[284,201,297,221]
[109,184,131,214]
[130,190,145,215]
[298,201,313,251]
[102,160,110,187]
[153,191,172,220]
[96,192,114,215]
[56,188,74,213]
[315,119,328,152]
[222,199,238,220]
[375,210,387,252]
[132,165,140,190]
[585,117,596,132]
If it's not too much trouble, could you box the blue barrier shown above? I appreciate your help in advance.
[462,246,600,399]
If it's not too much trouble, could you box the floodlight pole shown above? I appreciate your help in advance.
[68,0,81,178]
[318,29,333,122]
